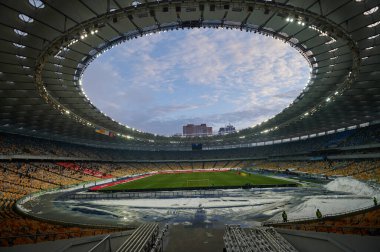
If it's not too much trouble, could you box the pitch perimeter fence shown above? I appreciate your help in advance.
[66,189,229,200]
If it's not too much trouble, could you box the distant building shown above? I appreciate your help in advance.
[218,124,236,135]
[183,124,212,137]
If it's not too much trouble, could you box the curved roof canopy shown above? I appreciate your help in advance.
[0,0,379,150]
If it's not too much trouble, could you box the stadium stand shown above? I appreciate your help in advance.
[1,1,380,250]
[0,157,378,248]
[266,205,380,236]
[255,160,380,183]
[0,161,129,247]
[56,162,113,179]
[0,159,252,247]
[0,124,380,164]
[1,124,380,162]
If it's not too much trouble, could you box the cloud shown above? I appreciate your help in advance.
[82,29,310,135]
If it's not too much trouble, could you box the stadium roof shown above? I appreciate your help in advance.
[0,0,379,150]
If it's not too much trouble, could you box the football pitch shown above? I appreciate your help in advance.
[100,171,294,191]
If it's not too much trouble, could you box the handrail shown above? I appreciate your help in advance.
[56,231,132,252]
[88,234,111,252]
[116,223,159,252]
[263,204,379,225]
[276,229,355,252]
[0,229,118,241]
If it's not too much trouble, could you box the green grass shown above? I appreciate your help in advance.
[100,171,293,191]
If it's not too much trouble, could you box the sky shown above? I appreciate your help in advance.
[82,29,310,136]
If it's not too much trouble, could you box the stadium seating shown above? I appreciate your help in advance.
[0,213,123,247]
[339,124,380,147]
[268,206,380,236]
[0,161,133,247]
[1,125,380,247]
[0,159,252,247]
[56,162,113,179]
[256,160,380,183]
[1,124,380,162]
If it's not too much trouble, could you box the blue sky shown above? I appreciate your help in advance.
[82,29,310,136]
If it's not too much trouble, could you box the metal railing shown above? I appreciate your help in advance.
[116,223,159,252]
[88,234,112,252]
[278,224,380,235]
[67,189,229,200]
[149,224,168,252]
[223,225,298,252]
[263,204,379,226]
[57,230,132,252]
[0,229,120,247]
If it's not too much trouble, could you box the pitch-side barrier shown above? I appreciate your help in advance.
[65,189,229,200]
